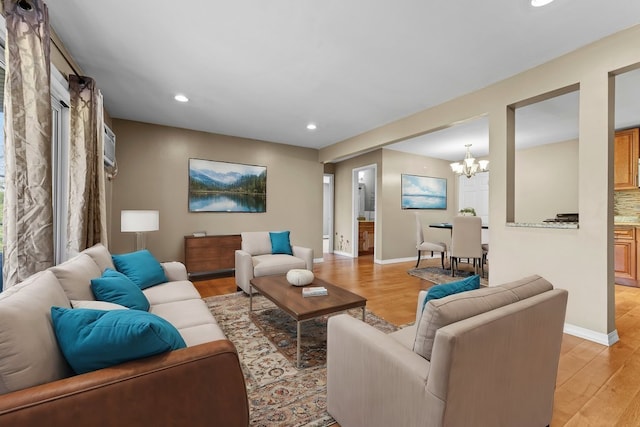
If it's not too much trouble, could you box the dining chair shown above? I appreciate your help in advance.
[482,243,489,267]
[415,213,447,269]
[450,216,483,277]
[481,228,489,268]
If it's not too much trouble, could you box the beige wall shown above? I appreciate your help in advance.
[515,139,579,223]
[334,143,575,262]
[51,13,639,340]
[110,120,324,263]
[332,148,456,261]
[380,149,457,261]
[321,25,640,341]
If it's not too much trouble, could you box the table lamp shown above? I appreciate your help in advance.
[121,210,159,250]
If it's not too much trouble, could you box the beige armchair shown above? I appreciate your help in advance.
[327,275,568,427]
[234,231,313,294]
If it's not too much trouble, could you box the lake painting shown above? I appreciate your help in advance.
[188,159,267,212]
[401,174,447,209]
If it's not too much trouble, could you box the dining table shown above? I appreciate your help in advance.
[430,221,489,277]
[429,222,489,230]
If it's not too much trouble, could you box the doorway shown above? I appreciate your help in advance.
[352,165,377,258]
[323,174,334,254]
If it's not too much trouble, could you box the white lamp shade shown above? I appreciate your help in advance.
[121,210,159,232]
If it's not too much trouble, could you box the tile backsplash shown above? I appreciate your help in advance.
[614,190,640,216]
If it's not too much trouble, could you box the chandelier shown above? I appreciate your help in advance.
[450,144,489,178]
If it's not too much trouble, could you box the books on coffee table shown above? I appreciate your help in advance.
[302,286,328,297]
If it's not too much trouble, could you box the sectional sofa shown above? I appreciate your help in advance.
[0,243,249,426]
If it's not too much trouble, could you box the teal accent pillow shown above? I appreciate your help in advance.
[90,268,150,311]
[424,275,481,306]
[270,231,293,255]
[51,307,186,375]
[112,250,168,290]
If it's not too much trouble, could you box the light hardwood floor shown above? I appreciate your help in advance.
[194,253,640,426]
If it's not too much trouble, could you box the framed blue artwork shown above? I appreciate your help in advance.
[401,174,447,209]
[188,158,267,212]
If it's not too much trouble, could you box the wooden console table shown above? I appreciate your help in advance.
[184,234,241,279]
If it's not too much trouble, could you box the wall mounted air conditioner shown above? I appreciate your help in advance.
[104,124,116,167]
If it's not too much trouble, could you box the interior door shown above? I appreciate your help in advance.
[323,174,334,254]
[458,172,489,224]
[458,172,489,245]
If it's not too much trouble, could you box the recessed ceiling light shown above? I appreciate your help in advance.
[306,123,317,131]
[174,94,189,103]
[531,0,554,7]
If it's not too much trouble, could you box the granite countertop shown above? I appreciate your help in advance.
[614,216,640,226]
[506,222,579,229]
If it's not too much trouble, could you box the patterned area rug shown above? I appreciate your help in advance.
[204,292,399,427]
[407,266,488,286]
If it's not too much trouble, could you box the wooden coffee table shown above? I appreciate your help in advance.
[249,275,366,367]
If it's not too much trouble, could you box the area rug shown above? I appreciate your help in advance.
[204,292,399,426]
[407,266,488,286]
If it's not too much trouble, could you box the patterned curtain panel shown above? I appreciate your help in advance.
[2,0,53,289]
[67,75,108,254]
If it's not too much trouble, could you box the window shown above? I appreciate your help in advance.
[51,67,70,264]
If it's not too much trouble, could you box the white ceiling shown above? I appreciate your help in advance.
[45,1,640,160]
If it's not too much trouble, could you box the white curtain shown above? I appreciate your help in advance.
[2,0,53,289]
[67,75,108,254]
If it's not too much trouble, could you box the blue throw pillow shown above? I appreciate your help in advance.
[51,307,186,375]
[90,268,150,311]
[270,231,293,255]
[424,274,481,306]
[112,250,168,290]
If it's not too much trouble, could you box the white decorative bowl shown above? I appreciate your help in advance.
[286,269,314,286]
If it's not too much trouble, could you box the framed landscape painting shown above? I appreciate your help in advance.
[401,174,447,209]
[188,159,267,212]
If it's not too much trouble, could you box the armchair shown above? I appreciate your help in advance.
[327,275,567,427]
[235,231,313,294]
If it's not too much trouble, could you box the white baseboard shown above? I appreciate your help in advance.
[313,257,324,264]
[563,323,619,346]
[330,253,435,264]
[378,254,444,265]
[377,256,416,265]
[333,250,353,258]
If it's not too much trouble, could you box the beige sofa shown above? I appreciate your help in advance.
[327,275,568,427]
[235,231,313,293]
[0,244,249,426]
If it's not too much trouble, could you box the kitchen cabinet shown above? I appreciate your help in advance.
[358,221,374,255]
[614,226,638,287]
[614,128,640,190]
